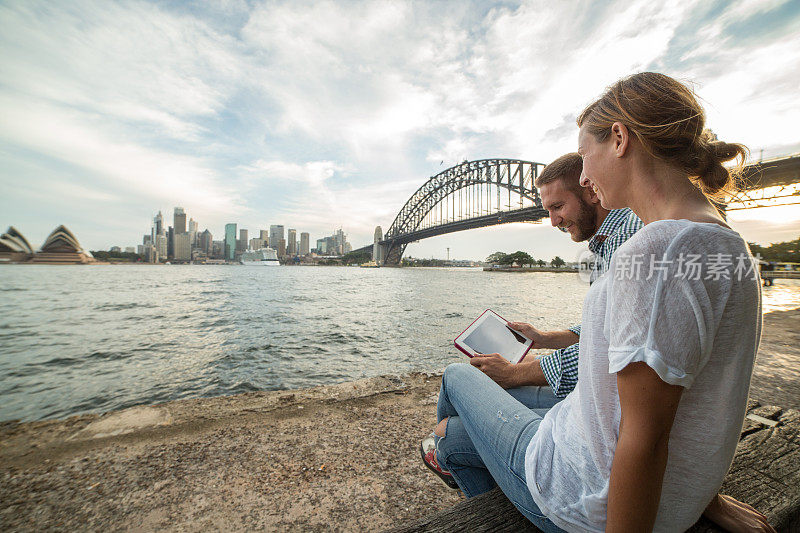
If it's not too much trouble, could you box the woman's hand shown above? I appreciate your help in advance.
[703,494,776,533]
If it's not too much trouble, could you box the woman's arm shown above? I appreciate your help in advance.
[607,361,684,532]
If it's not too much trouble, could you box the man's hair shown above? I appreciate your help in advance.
[534,152,583,194]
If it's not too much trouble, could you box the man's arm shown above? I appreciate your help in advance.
[507,322,579,350]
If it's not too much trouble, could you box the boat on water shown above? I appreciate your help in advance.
[359,260,380,268]
[240,247,280,266]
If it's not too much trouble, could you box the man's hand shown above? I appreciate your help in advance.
[507,322,546,347]
[507,323,579,350]
[703,494,776,533]
[470,353,523,388]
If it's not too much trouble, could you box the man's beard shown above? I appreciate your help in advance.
[571,199,598,242]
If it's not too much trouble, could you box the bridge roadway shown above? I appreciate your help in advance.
[351,206,548,258]
[353,153,800,263]
[739,153,800,189]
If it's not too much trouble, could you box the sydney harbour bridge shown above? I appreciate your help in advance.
[353,154,800,266]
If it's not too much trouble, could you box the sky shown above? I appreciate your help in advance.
[1,0,799,262]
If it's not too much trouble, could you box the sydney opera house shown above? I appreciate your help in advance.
[0,225,97,264]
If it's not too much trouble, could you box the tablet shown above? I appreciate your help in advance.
[454,309,533,363]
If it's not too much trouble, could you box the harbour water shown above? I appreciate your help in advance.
[1,265,799,422]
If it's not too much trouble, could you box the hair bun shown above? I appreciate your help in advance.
[692,134,748,194]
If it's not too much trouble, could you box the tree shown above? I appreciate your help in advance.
[342,251,371,265]
[509,251,534,267]
[536,259,546,267]
[748,236,800,263]
[551,256,566,268]
[486,251,507,265]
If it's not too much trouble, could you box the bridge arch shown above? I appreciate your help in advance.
[380,159,547,265]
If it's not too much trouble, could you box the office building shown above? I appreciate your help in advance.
[287,229,297,256]
[249,237,262,250]
[225,223,237,261]
[167,227,174,258]
[199,229,213,255]
[155,234,167,260]
[300,232,310,255]
[269,225,284,249]
[260,230,269,243]
[174,207,186,234]
[189,218,198,245]
[237,229,249,252]
[278,239,286,258]
[153,211,164,237]
[212,240,224,259]
[174,233,191,261]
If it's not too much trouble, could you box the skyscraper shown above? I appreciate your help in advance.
[174,233,191,261]
[287,229,297,256]
[300,232,310,255]
[153,211,163,238]
[167,226,174,259]
[269,225,284,249]
[260,230,269,244]
[225,223,236,261]
[238,228,248,252]
[333,228,346,255]
[188,218,198,246]
[174,207,186,234]
[199,229,213,255]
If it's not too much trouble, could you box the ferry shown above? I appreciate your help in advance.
[240,247,280,266]
[359,260,380,268]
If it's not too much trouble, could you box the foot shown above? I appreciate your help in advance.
[420,434,459,490]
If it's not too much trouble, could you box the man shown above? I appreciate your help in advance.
[469,152,641,400]
[422,153,775,532]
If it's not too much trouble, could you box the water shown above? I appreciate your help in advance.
[1,265,798,422]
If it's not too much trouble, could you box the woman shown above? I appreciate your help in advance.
[422,72,773,532]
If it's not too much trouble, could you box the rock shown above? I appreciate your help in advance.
[388,404,800,533]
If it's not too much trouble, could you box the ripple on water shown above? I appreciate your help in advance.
[94,302,144,311]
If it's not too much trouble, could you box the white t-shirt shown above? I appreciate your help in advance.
[525,220,762,533]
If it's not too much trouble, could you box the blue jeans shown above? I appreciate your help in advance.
[435,363,565,533]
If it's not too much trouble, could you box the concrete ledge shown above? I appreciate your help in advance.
[389,400,800,533]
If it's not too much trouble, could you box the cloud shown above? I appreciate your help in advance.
[1,0,799,252]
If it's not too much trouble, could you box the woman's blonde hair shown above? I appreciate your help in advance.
[577,72,748,199]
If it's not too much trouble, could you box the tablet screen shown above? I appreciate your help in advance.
[460,311,531,363]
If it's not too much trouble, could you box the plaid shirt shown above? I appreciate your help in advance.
[537,208,643,397]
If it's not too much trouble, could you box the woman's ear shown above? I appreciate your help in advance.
[611,122,629,158]
[582,182,601,205]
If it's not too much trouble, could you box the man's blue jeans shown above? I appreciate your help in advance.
[434,363,565,533]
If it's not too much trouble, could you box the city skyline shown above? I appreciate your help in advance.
[135,205,351,263]
[1,1,799,261]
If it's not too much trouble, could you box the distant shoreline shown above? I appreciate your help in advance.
[483,266,577,273]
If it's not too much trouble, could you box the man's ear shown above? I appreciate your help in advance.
[611,122,630,158]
